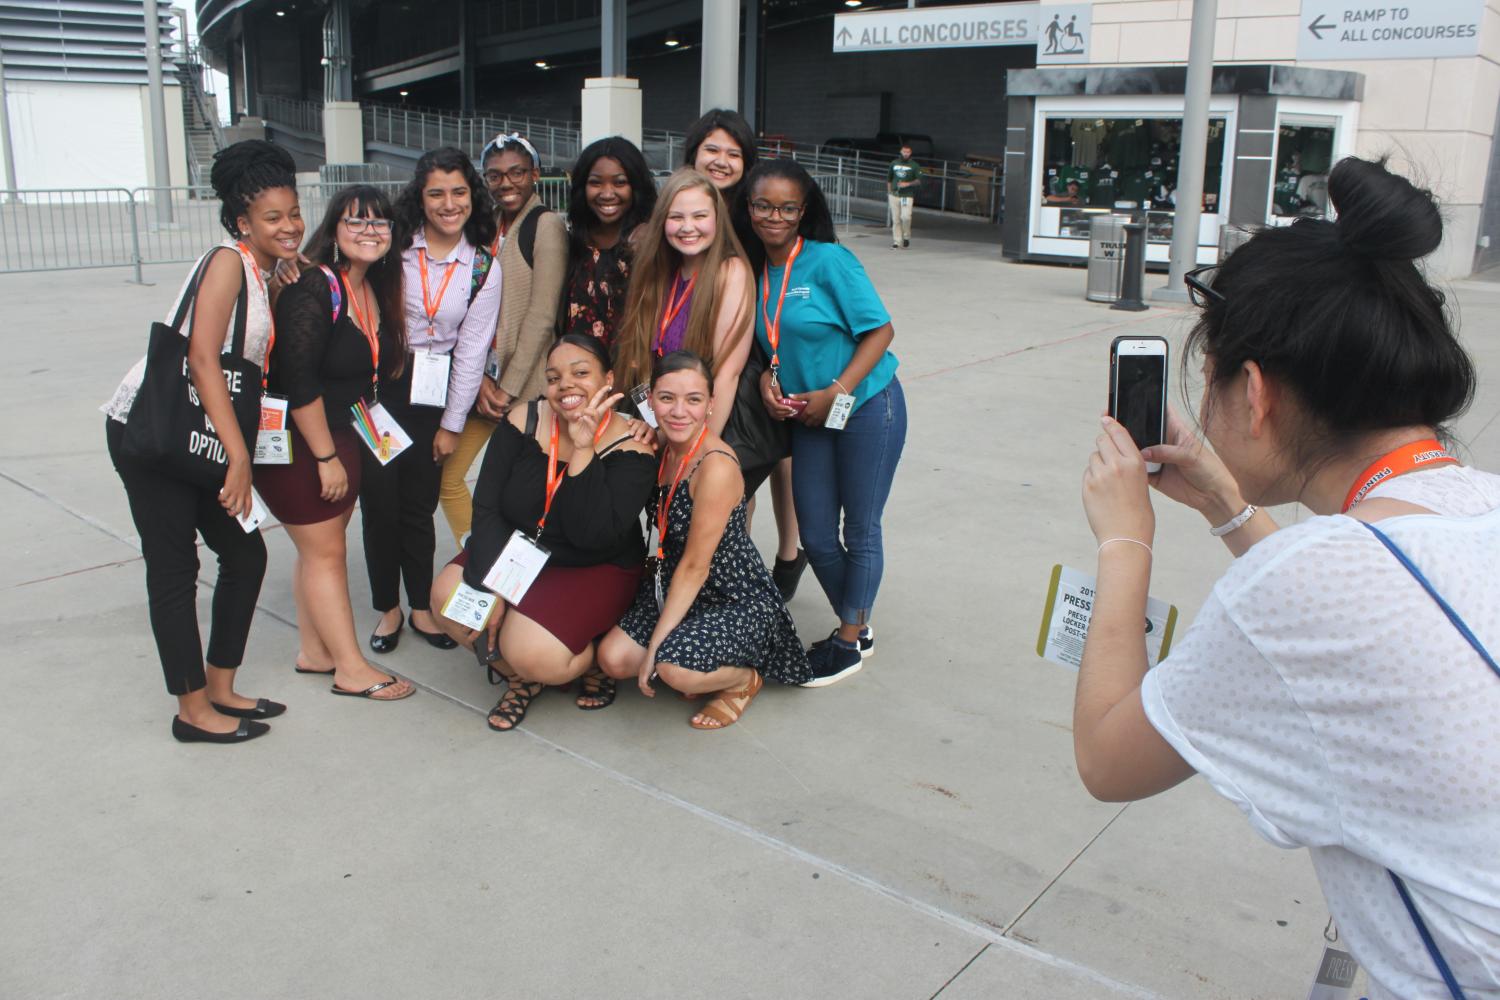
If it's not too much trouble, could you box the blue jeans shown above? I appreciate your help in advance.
[790,379,907,626]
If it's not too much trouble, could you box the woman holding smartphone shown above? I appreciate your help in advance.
[559,137,657,349]
[262,185,414,701]
[749,160,907,688]
[1074,157,1499,998]
[598,351,810,729]
[364,147,501,654]
[438,133,569,546]
[103,140,303,743]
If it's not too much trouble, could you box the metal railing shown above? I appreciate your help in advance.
[0,180,582,280]
[361,105,581,168]
[259,96,325,137]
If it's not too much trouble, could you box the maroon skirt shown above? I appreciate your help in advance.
[255,424,362,525]
[451,550,640,655]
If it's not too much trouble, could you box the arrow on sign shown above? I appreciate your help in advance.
[1307,14,1334,39]
[837,26,853,45]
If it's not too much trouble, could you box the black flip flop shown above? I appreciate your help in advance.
[331,676,414,700]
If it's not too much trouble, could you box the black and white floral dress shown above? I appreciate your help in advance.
[619,452,811,684]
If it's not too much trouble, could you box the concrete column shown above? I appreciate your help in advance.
[323,102,364,164]
[700,0,740,113]
[581,78,642,149]
[0,39,19,196]
[743,0,760,129]
[144,0,174,222]
[459,0,475,113]
[1153,0,1217,302]
[601,0,627,77]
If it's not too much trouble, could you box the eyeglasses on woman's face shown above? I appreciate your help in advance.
[484,166,533,186]
[749,200,803,221]
[342,217,393,234]
[1185,264,1225,307]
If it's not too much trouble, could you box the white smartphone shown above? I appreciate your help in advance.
[1109,336,1168,474]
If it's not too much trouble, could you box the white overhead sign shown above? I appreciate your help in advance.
[832,3,1089,60]
[1297,0,1483,60]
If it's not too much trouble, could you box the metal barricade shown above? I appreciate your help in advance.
[1086,215,1130,303]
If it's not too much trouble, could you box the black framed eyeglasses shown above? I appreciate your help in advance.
[749,200,803,221]
[1185,264,1224,307]
[342,217,393,233]
[484,166,533,185]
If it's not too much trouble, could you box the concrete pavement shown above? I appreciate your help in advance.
[4,219,1497,999]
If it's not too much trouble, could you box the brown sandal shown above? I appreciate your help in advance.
[690,671,764,730]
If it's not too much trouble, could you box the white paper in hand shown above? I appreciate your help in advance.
[235,489,269,533]
[441,580,498,631]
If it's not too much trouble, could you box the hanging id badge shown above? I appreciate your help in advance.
[630,383,658,428]
[410,348,451,408]
[654,559,665,612]
[254,395,291,464]
[441,579,498,631]
[825,392,856,431]
[484,344,502,382]
[1306,946,1358,999]
[482,530,550,604]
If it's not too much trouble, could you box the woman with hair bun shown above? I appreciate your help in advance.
[1075,156,1499,997]
[102,140,304,743]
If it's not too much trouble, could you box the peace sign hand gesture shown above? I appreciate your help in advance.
[567,383,624,451]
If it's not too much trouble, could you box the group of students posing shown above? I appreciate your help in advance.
[103,110,907,745]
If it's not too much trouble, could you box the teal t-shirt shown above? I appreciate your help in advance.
[755,240,897,413]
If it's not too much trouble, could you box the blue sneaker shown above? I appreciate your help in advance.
[809,626,874,660]
[800,636,863,688]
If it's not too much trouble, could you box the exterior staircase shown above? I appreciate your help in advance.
[177,51,224,188]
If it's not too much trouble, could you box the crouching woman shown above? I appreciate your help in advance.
[598,351,811,729]
[430,334,655,730]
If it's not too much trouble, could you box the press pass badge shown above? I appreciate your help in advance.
[482,531,550,604]
[254,395,291,465]
[1306,947,1359,1000]
[630,383,658,428]
[824,392,856,431]
[235,490,269,534]
[1036,564,1178,669]
[484,344,502,381]
[441,580,497,631]
[409,349,452,407]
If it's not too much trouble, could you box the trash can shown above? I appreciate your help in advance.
[1218,223,1254,264]
[1086,216,1129,303]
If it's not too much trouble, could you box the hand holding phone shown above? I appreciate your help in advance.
[780,397,809,415]
[1108,336,1168,473]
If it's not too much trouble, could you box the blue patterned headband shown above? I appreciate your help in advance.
[482,132,540,168]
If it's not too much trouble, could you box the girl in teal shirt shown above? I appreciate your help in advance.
[748,160,908,687]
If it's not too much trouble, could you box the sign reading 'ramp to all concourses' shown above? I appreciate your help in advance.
[1296,0,1484,60]
[833,2,1091,63]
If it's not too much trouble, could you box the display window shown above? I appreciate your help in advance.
[1038,115,1227,220]
[1271,117,1337,219]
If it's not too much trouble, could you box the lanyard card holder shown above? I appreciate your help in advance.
[483,530,550,605]
[410,348,451,408]
[825,392,856,430]
[350,400,413,466]
[630,383,658,428]
[254,395,292,464]
[485,343,502,382]
[441,579,498,632]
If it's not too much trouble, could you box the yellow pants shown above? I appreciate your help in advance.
[438,415,497,546]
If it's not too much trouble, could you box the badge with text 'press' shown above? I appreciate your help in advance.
[1036,564,1177,669]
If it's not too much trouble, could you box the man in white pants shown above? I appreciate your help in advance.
[887,144,923,248]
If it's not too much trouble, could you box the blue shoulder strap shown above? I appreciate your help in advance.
[1362,520,1492,1000]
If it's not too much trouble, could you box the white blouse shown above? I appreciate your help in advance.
[1142,465,1500,998]
[102,242,274,423]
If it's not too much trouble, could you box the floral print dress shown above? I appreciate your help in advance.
[562,243,630,350]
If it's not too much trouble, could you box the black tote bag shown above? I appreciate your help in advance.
[723,337,790,474]
[120,248,261,490]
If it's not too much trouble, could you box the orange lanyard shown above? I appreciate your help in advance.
[539,412,609,535]
[1342,439,1458,512]
[235,241,274,389]
[654,423,709,559]
[418,247,459,342]
[489,216,510,258]
[760,237,804,374]
[341,272,380,396]
[654,271,698,356]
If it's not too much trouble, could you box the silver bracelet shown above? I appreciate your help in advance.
[1209,504,1257,537]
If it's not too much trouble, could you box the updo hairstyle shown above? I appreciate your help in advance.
[209,140,297,238]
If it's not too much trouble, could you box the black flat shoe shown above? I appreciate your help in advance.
[171,716,270,744]
[411,620,458,650]
[772,548,809,602]
[369,613,404,654]
[210,698,286,720]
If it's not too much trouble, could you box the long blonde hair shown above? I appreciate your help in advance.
[614,168,751,388]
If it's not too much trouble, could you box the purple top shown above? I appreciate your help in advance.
[656,272,697,356]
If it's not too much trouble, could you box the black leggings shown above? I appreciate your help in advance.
[106,419,268,695]
[359,400,443,613]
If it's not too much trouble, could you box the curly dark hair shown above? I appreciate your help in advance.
[564,136,657,257]
[209,139,297,238]
[394,146,497,252]
[301,185,408,373]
